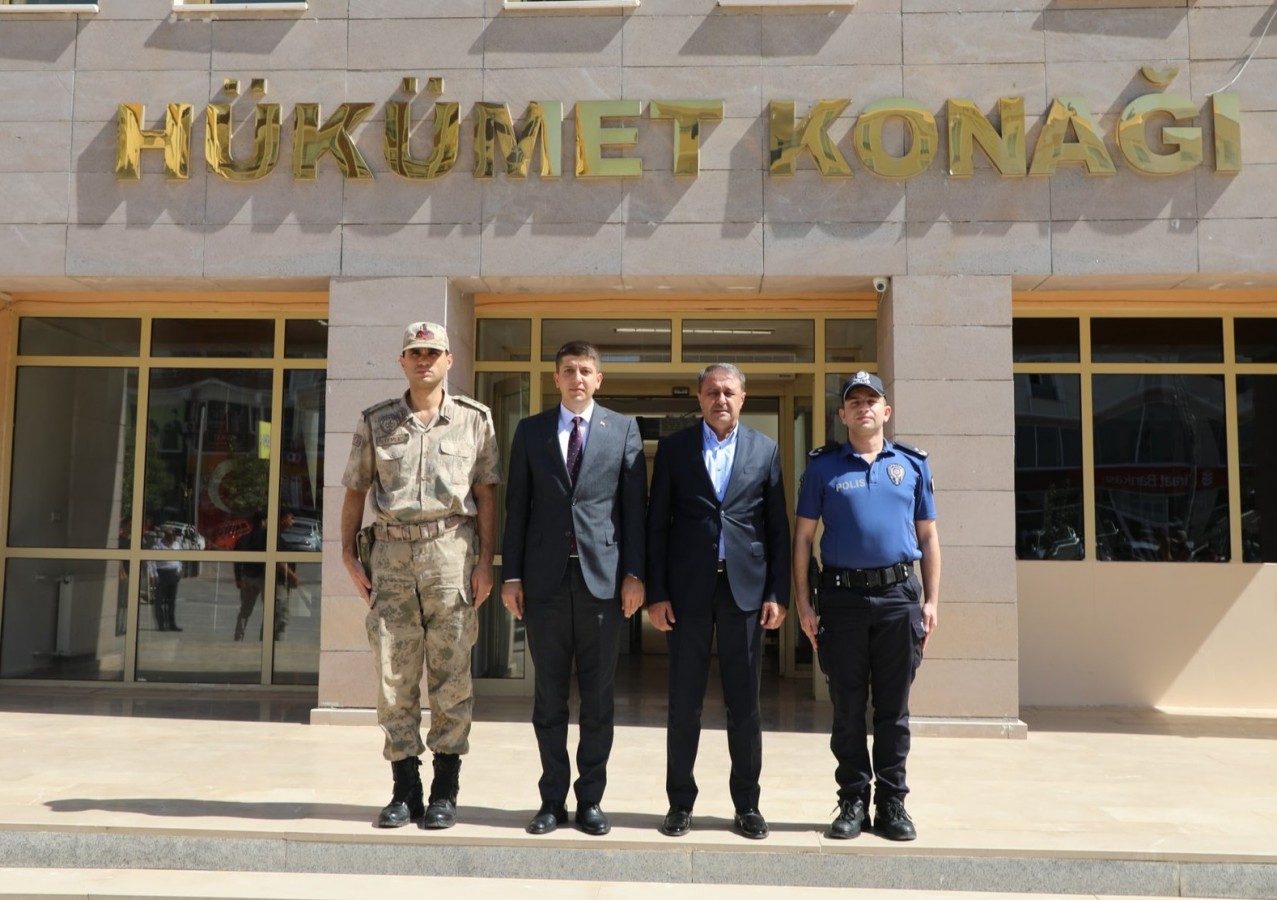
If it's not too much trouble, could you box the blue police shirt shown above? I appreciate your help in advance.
[795,439,936,570]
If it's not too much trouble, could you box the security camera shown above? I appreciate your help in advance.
[872,277,889,295]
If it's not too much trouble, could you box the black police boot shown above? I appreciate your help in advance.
[873,796,917,841]
[421,752,461,829]
[376,756,425,828]
[828,797,867,839]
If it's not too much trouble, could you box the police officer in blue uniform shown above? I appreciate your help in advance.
[793,371,940,841]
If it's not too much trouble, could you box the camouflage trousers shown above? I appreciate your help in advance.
[366,524,478,762]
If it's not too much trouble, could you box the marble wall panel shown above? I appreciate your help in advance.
[932,488,1017,550]
[924,602,1019,661]
[1050,217,1198,274]
[764,171,906,224]
[478,176,625,227]
[624,169,763,225]
[481,222,622,277]
[65,223,204,277]
[346,70,486,120]
[0,19,76,71]
[72,70,213,125]
[905,221,1052,275]
[891,323,1012,381]
[889,379,1015,436]
[904,64,1047,117]
[911,658,1018,718]
[1196,162,1277,219]
[911,434,1015,493]
[1198,218,1277,272]
[621,221,762,277]
[762,221,908,276]
[764,64,905,110]
[328,275,452,326]
[1189,5,1277,61]
[904,12,1045,66]
[1042,8,1190,63]
[71,171,209,226]
[341,224,483,277]
[0,123,73,173]
[0,72,75,121]
[762,12,902,67]
[204,174,345,227]
[482,67,623,105]
[622,66,763,116]
[211,19,349,71]
[635,116,765,175]
[350,0,487,17]
[905,168,1051,224]
[889,274,1011,326]
[0,224,66,276]
[203,223,342,277]
[936,545,1018,604]
[1044,59,1191,117]
[1190,59,1277,109]
[621,15,763,68]
[483,15,624,69]
[75,19,212,71]
[348,18,485,72]
[1048,169,1198,222]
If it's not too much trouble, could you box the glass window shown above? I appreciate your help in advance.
[1235,319,1277,364]
[8,367,137,549]
[1014,374,1084,560]
[1,559,126,681]
[1092,374,1229,561]
[1237,375,1277,563]
[152,319,274,358]
[272,561,319,685]
[1013,318,1079,363]
[477,319,531,362]
[1091,318,1223,364]
[135,561,261,684]
[542,319,671,363]
[284,319,328,359]
[825,319,876,364]
[683,319,814,364]
[143,369,273,552]
[18,318,140,357]
[279,370,325,527]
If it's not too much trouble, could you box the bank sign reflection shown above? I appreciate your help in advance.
[114,75,1243,183]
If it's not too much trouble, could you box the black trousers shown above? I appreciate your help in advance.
[665,571,764,813]
[523,558,622,808]
[820,576,925,805]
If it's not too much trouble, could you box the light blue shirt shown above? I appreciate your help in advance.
[702,421,738,560]
[558,402,595,465]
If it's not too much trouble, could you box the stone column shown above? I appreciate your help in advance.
[879,275,1023,734]
[316,276,475,715]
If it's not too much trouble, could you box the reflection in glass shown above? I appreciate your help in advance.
[1,559,127,681]
[8,367,137,549]
[272,562,319,685]
[18,318,141,357]
[284,319,328,359]
[792,398,813,667]
[541,320,671,363]
[152,319,274,358]
[472,563,525,680]
[1092,374,1229,561]
[1238,376,1277,562]
[144,369,273,554]
[1235,319,1277,363]
[1091,318,1223,363]
[477,372,529,560]
[683,319,814,364]
[136,561,262,683]
[1013,318,1079,363]
[1014,374,1084,560]
[825,319,877,363]
[477,319,532,362]
[280,371,326,524]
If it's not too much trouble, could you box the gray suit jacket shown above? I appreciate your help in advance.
[502,404,647,600]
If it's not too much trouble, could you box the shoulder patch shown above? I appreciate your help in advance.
[808,441,840,459]
[360,397,402,419]
[893,441,928,460]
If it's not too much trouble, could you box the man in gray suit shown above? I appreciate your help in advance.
[501,340,647,836]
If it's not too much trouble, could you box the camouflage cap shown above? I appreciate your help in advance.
[402,321,449,353]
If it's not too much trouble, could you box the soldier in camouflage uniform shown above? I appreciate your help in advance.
[341,321,500,830]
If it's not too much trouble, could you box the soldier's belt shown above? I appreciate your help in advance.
[373,516,469,542]
[821,562,913,591]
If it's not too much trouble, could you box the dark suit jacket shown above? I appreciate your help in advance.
[502,404,646,601]
[647,421,790,612]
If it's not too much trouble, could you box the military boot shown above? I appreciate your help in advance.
[421,752,461,829]
[376,756,425,828]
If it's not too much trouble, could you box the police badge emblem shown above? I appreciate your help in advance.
[887,463,905,485]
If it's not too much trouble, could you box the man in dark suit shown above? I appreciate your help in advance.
[646,362,790,840]
[501,340,647,836]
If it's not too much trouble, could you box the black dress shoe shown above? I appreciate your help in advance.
[733,808,769,840]
[659,806,692,837]
[574,803,610,835]
[526,803,568,835]
[828,798,866,839]
[873,797,917,841]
